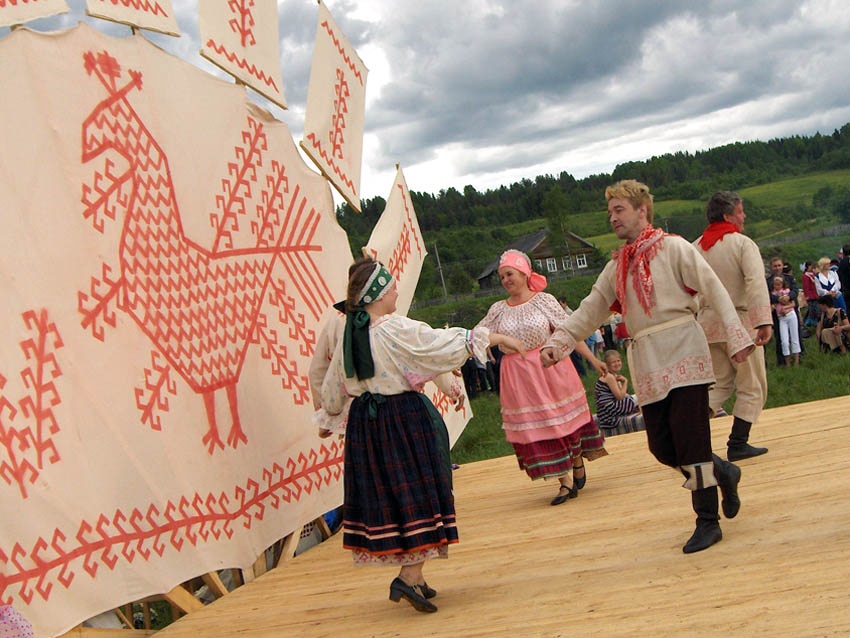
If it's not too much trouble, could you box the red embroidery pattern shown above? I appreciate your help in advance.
[225,0,255,48]
[635,354,714,403]
[0,310,64,499]
[303,131,355,192]
[204,40,280,93]
[78,50,331,453]
[91,0,170,17]
[0,440,344,606]
[387,184,423,286]
[431,387,466,420]
[319,19,364,86]
[330,69,348,160]
[134,350,177,432]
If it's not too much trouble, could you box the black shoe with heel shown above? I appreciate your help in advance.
[389,578,437,613]
[550,484,578,505]
[573,463,587,490]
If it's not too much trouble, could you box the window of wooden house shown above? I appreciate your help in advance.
[534,259,544,271]
[562,256,572,270]
[576,253,588,268]
[546,257,557,272]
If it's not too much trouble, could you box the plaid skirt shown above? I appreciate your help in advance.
[342,391,458,559]
[512,417,608,480]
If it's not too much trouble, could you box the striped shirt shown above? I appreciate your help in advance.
[594,378,639,427]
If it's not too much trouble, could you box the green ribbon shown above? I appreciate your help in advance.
[359,391,387,419]
[419,394,453,490]
[343,308,374,380]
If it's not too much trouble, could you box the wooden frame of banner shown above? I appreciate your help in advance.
[57,515,334,636]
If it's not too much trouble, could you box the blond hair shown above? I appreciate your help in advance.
[817,256,831,273]
[603,349,622,363]
[604,179,654,223]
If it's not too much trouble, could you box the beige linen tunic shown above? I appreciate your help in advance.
[545,235,753,406]
[693,231,771,422]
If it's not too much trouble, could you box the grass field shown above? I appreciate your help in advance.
[451,333,850,465]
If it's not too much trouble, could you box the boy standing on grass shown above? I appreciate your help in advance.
[693,192,773,461]
[541,180,752,554]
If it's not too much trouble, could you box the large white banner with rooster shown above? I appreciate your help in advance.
[0,24,352,637]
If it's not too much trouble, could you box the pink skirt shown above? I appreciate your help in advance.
[499,347,592,444]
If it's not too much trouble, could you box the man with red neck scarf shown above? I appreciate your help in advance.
[693,192,772,462]
[541,180,753,554]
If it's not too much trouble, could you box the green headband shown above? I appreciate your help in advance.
[357,264,394,306]
[343,264,394,380]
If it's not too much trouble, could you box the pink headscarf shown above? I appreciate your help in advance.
[498,249,548,292]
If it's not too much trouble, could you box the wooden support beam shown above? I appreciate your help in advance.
[276,525,304,566]
[252,551,268,579]
[315,515,332,540]
[163,584,204,613]
[200,570,229,599]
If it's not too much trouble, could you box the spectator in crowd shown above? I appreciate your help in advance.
[765,257,801,366]
[594,350,645,436]
[815,256,846,312]
[816,295,849,354]
[838,243,850,308]
[770,275,801,367]
[801,261,821,327]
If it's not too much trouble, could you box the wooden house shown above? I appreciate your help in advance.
[476,228,597,289]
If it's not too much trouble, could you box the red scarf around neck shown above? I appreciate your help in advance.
[698,221,739,250]
[611,225,665,316]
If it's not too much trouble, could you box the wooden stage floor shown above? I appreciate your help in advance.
[156,396,850,638]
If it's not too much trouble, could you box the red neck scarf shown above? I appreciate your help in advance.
[699,221,739,250]
[612,225,665,316]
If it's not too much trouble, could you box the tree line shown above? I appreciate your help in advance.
[336,123,850,301]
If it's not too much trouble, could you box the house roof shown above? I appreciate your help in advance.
[476,228,594,281]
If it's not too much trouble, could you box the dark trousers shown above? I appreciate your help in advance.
[641,384,712,469]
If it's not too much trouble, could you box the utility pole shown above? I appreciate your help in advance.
[433,242,448,298]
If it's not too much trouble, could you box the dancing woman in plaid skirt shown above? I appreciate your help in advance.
[319,257,523,613]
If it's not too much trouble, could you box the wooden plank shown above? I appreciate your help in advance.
[275,525,304,566]
[162,584,204,614]
[200,571,229,599]
[152,396,850,638]
[315,515,332,540]
[252,552,267,579]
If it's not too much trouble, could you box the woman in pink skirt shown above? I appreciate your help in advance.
[476,250,609,505]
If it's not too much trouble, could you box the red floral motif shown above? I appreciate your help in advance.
[0,441,344,606]
[78,50,331,453]
[0,310,64,499]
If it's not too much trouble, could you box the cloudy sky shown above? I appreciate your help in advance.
[5,0,850,203]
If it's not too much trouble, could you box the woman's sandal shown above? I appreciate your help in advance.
[389,578,438,613]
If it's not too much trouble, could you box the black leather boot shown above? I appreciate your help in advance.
[727,417,768,461]
[682,487,722,554]
[713,453,741,518]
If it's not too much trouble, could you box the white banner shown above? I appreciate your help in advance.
[363,168,471,446]
[199,0,286,108]
[363,167,427,318]
[0,0,68,28]
[0,24,351,637]
[301,0,367,212]
[85,0,180,37]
